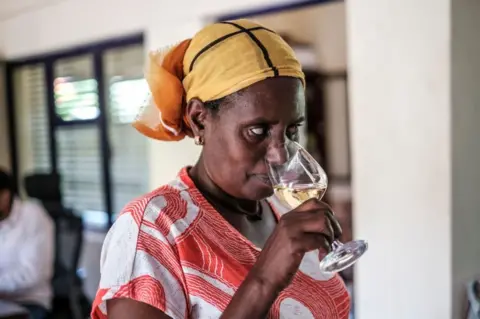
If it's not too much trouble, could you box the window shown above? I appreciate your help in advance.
[7,35,146,227]
[52,54,107,220]
[13,64,51,190]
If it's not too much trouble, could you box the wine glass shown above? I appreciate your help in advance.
[267,140,368,273]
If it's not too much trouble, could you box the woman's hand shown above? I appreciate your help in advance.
[250,198,342,291]
[221,198,342,319]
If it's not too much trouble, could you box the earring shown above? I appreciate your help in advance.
[194,136,204,146]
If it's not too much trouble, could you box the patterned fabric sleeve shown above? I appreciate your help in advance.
[91,194,189,319]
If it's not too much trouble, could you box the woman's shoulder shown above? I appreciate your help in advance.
[93,176,195,319]
[99,180,190,266]
[118,174,194,224]
[102,171,203,259]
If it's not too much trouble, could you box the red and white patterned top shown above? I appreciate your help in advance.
[92,168,350,319]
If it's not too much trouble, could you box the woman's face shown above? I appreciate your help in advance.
[192,77,305,201]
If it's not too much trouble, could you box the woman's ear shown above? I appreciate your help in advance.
[185,98,208,137]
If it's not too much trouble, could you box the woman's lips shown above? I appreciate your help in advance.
[254,174,272,186]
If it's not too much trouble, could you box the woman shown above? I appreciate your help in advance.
[92,19,350,319]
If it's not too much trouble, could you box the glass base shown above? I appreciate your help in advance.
[319,239,368,273]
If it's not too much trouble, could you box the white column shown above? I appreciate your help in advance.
[347,0,480,317]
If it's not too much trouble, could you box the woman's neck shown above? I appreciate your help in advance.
[189,158,261,217]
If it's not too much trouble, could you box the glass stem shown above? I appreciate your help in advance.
[332,240,343,250]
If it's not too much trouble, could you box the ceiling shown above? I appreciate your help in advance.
[0,0,65,21]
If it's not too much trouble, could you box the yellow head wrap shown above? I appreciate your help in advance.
[133,19,305,141]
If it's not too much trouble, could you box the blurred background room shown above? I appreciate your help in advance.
[0,0,479,318]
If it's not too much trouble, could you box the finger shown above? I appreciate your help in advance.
[300,233,331,253]
[324,209,342,239]
[287,209,324,231]
[288,210,334,240]
[323,217,335,245]
[318,234,332,253]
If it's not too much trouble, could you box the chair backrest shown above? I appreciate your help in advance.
[24,173,84,295]
[54,212,84,277]
[24,173,61,202]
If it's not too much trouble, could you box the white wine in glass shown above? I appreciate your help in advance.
[273,183,327,209]
[267,141,368,273]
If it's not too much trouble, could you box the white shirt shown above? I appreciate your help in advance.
[0,198,54,309]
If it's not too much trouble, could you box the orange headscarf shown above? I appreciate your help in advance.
[133,19,305,141]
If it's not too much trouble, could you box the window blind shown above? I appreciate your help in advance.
[55,125,105,212]
[13,64,51,179]
[103,44,149,215]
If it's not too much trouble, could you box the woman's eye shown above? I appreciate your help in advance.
[249,127,267,136]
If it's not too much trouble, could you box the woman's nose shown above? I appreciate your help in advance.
[266,141,289,166]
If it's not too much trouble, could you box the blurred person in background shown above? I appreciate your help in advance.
[92,19,350,319]
[0,169,54,319]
